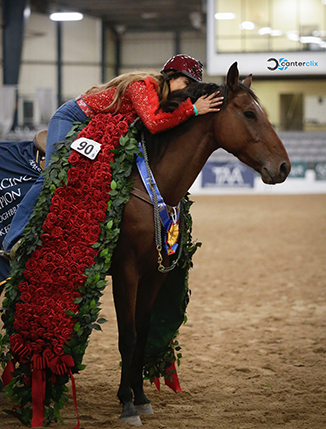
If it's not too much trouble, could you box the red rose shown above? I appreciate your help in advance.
[23,269,38,282]
[43,262,56,273]
[20,291,32,303]
[50,226,64,238]
[9,333,24,348]
[53,344,64,356]
[51,191,67,208]
[30,327,46,341]
[67,167,80,184]
[69,273,86,287]
[117,121,129,135]
[25,258,38,271]
[79,255,95,267]
[43,347,55,362]
[43,220,55,233]
[34,287,50,299]
[18,281,30,292]
[68,151,81,165]
[76,158,90,171]
[30,340,45,355]
[56,276,68,288]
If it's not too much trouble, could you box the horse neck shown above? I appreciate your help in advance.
[151,116,217,206]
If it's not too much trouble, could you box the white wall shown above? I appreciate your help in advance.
[1,10,325,134]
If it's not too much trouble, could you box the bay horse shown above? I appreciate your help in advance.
[110,62,290,425]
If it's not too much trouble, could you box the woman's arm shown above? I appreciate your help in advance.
[127,78,195,134]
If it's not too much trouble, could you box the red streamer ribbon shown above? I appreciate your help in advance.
[154,377,160,392]
[69,369,80,429]
[2,361,15,386]
[153,361,182,393]
[164,361,182,393]
[30,355,76,428]
[32,354,48,370]
[31,368,46,427]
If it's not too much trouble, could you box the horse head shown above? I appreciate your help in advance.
[215,62,291,184]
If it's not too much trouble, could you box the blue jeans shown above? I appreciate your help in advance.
[3,100,88,252]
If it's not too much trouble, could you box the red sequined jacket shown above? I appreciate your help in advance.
[79,76,195,134]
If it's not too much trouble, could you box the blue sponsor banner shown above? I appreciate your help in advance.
[0,140,41,246]
[315,162,326,181]
[0,140,42,283]
[202,161,254,188]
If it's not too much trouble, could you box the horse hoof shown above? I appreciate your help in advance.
[134,403,154,415]
[120,414,142,426]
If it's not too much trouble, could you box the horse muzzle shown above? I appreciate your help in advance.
[261,160,291,184]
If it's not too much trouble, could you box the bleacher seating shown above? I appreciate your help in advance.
[210,132,326,168]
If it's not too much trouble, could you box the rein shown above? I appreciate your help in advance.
[139,131,183,273]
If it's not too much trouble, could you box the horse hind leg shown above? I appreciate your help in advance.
[117,328,142,426]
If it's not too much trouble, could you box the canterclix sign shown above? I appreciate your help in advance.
[267,57,319,71]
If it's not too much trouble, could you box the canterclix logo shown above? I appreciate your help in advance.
[267,57,319,71]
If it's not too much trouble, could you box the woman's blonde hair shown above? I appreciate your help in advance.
[84,70,176,112]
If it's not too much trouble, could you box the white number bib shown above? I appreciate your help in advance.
[71,138,101,160]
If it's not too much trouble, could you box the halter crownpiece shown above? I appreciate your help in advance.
[161,54,203,82]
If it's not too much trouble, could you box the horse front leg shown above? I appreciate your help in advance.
[112,269,142,426]
[130,268,166,413]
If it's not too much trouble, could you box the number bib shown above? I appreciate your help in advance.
[71,138,101,160]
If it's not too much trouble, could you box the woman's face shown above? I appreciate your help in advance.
[169,75,191,92]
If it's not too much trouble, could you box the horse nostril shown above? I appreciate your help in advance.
[280,161,290,177]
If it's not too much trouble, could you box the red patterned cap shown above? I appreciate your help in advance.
[161,54,203,82]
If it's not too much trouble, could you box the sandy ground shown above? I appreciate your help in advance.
[1,194,326,429]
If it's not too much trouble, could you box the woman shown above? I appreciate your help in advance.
[3,54,223,255]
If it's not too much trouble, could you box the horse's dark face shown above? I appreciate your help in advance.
[215,63,291,184]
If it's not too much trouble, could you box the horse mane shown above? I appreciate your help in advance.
[160,80,259,113]
[143,80,259,161]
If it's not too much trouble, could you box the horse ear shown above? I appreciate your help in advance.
[242,74,252,88]
[227,62,239,92]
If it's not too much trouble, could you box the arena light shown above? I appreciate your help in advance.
[300,36,322,44]
[286,31,299,41]
[239,21,255,30]
[50,12,84,21]
[258,27,272,35]
[214,13,236,20]
[270,29,282,37]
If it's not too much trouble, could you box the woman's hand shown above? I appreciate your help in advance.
[194,92,224,115]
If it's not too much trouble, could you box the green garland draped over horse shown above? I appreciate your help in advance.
[0,115,199,426]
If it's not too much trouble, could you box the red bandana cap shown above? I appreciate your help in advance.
[161,54,203,82]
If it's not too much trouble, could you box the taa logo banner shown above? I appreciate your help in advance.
[289,162,306,178]
[267,57,319,71]
[202,161,254,188]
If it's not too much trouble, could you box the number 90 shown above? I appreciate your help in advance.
[77,140,94,155]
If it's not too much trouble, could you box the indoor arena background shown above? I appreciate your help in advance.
[1,1,326,428]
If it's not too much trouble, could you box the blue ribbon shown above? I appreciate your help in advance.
[136,146,180,255]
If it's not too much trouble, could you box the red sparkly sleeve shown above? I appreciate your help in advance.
[127,77,195,134]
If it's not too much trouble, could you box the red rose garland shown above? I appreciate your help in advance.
[7,111,136,427]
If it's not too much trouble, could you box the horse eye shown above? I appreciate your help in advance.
[244,111,256,119]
